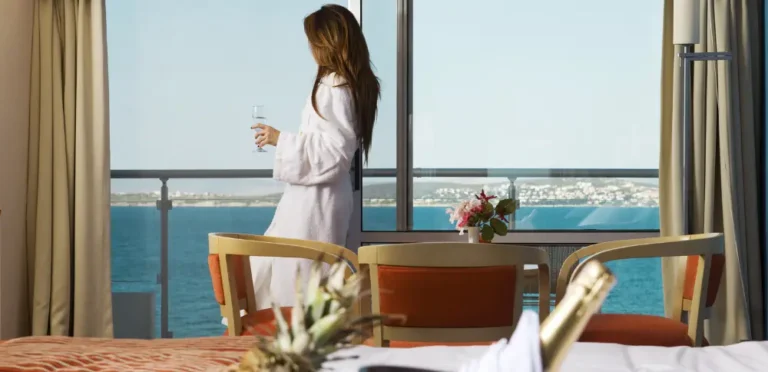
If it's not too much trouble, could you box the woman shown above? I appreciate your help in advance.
[250,4,379,309]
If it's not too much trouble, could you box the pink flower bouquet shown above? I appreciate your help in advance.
[446,190,517,242]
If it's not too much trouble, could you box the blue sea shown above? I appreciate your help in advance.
[111,206,663,338]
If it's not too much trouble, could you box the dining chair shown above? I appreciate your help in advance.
[208,233,359,336]
[359,242,550,347]
[555,233,724,346]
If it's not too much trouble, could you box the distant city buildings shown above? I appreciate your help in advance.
[111,179,659,208]
[379,179,657,208]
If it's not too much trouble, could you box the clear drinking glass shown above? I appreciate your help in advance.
[252,105,267,153]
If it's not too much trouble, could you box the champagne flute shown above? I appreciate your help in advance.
[252,105,267,153]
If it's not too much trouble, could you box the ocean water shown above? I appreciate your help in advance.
[111,206,663,338]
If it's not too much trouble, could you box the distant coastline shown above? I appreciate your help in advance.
[111,179,660,208]
[110,201,658,208]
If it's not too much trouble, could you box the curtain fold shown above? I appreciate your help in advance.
[659,0,763,344]
[26,0,113,337]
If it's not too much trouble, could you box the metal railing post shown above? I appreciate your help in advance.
[155,177,173,338]
[507,177,518,230]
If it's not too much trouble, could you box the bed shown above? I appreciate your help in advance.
[326,341,768,372]
[0,336,253,371]
[1,336,767,372]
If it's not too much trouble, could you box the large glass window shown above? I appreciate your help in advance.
[359,0,665,317]
[108,0,667,338]
[107,0,346,338]
[410,0,663,232]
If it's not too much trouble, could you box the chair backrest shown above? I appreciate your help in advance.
[681,253,725,314]
[555,233,724,346]
[359,243,550,347]
[208,233,359,336]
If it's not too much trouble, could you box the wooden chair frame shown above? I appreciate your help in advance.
[359,243,550,347]
[209,233,359,336]
[554,233,724,346]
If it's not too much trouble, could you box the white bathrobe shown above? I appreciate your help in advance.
[251,73,357,310]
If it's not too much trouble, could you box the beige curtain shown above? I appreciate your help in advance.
[26,0,112,337]
[659,0,763,344]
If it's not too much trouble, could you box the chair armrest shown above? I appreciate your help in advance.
[555,233,723,303]
[209,233,359,273]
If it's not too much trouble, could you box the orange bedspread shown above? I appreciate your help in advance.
[0,336,255,371]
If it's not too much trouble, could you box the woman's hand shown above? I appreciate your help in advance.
[252,123,281,148]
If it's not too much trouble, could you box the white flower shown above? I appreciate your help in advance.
[447,200,470,225]
[448,198,484,235]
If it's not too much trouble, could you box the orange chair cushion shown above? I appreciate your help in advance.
[683,254,725,307]
[208,254,248,306]
[223,307,293,336]
[579,313,707,347]
[377,265,517,328]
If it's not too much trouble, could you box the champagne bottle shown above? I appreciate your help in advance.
[539,260,617,372]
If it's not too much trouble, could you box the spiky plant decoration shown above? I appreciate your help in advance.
[226,257,389,372]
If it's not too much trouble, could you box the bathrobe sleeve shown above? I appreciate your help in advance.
[272,85,358,186]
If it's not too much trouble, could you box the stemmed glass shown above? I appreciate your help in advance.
[252,105,267,153]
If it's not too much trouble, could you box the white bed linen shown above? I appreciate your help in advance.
[324,341,768,372]
[563,341,768,372]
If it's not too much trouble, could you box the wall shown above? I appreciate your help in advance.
[0,0,33,338]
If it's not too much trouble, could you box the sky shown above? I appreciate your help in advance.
[107,0,663,194]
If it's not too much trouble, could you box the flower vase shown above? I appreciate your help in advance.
[467,226,480,244]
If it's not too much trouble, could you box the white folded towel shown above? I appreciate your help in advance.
[458,311,542,372]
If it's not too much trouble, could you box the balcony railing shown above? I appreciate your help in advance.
[111,167,658,179]
[110,167,659,338]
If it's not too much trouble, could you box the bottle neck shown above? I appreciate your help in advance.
[539,261,616,372]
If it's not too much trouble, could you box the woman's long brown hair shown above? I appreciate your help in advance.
[304,4,380,163]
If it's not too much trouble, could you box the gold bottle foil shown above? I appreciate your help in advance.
[539,260,617,372]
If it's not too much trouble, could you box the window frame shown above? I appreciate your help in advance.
[354,0,661,247]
